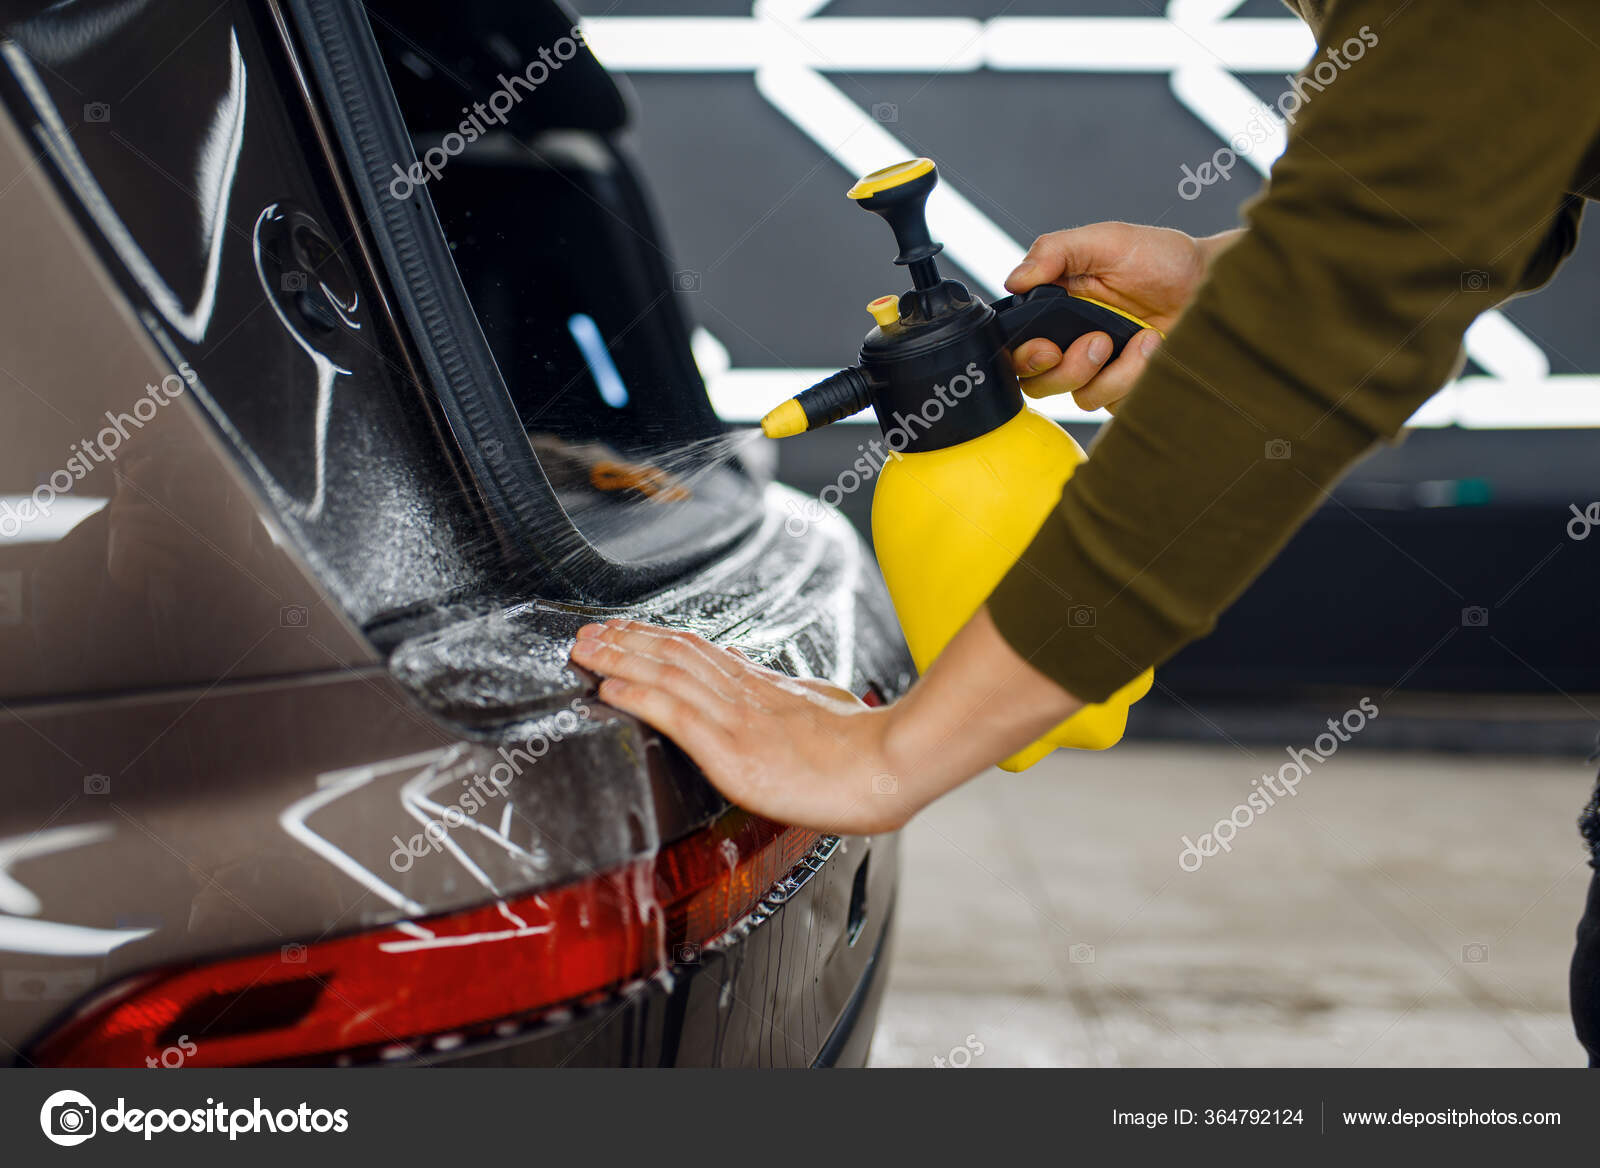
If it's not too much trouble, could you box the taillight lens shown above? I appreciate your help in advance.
[33,812,823,1067]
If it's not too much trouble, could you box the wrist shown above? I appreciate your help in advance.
[1197,228,1245,270]
[874,700,934,829]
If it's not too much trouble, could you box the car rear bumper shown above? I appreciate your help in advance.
[422,833,897,1068]
[812,903,894,1068]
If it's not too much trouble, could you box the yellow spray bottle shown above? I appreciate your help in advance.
[760,159,1154,771]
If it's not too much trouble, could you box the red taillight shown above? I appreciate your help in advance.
[33,813,823,1067]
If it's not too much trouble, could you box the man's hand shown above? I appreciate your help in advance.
[570,620,914,834]
[1006,223,1240,414]
[569,609,1084,834]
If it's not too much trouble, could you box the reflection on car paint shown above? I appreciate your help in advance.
[10,0,158,65]
[565,312,629,408]
[0,825,116,917]
[271,485,891,946]
[0,497,109,545]
[0,30,245,344]
[248,204,351,519]
[0,823,154,956]
[0,0,908,1064]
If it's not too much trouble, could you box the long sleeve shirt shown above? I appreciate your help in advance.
[988,0,1599,703]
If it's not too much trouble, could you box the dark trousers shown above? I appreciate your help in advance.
[1572,868,1600,1066]
[1578,775,1600,1066]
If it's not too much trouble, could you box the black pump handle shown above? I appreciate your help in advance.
[991,285,1148,363]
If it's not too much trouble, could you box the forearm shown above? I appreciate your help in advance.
[882,607,1083,814]
[990,0,1596,703]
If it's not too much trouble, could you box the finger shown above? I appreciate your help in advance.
[612,621,740,678]
[787,676,859,701]
[584,620,741,687]
[1018,331,1114,399]
[1006,231,1076,292]
[1010,338,1063,378]
[570,632,737,707]
[597,677,737,776]
[1005,223,1124,293]
[666,628,749,681]
[1069,328,1161,413]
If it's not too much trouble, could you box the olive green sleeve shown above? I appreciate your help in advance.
[1518,195,1584,295]
[987,0,1599,703]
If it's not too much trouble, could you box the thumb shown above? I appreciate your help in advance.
[1005,223,1130,294]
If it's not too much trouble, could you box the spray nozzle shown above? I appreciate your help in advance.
[758,156,1153,448]
[760,365,874,439]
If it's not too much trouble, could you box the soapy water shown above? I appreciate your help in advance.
[618,429,771,485]
[551,428,771,513]
[378,423,845,724]
[361,475,892,986]
[276,440,913,1055]
[389,477,897,731]
[301,425,774,629]
[507,426,772,598]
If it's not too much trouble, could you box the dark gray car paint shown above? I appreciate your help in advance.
[0,0,913,1064]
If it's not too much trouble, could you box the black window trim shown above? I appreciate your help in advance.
[281,0,754,607]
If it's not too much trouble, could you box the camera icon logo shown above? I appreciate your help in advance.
[83,102,110,123]
[1460,270,1490,292]
[673,942,701,965]
[870,773,899,795]
[281,942,308,964]
[1461,942,1490,964]
[1461,606,1489,628]
[280,605,308,628]
[1069,943,1096,964]
[672,269,701,292]
[83,773,111,796]
[40,1089,97,1146]
[871,102,898,123]
[1265,438,1292,460]
[280,270,308,292]
[1067,605,1096,628]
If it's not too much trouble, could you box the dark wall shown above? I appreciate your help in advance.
[569,1,1600,699]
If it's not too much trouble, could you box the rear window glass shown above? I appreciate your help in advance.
[371,6,767,570]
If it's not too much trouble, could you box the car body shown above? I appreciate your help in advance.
[0,0,910,1067]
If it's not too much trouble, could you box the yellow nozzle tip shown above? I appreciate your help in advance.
[760,398,808,440]
[846,157,934,200]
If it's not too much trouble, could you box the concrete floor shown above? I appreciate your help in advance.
[870,742,1596,1067]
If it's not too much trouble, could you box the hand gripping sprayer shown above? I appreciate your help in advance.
[760,159,1155,770]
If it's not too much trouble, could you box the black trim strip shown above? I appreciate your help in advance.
[285,0,593,591]
[813,903,894,1068]
[282,0,748,604]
